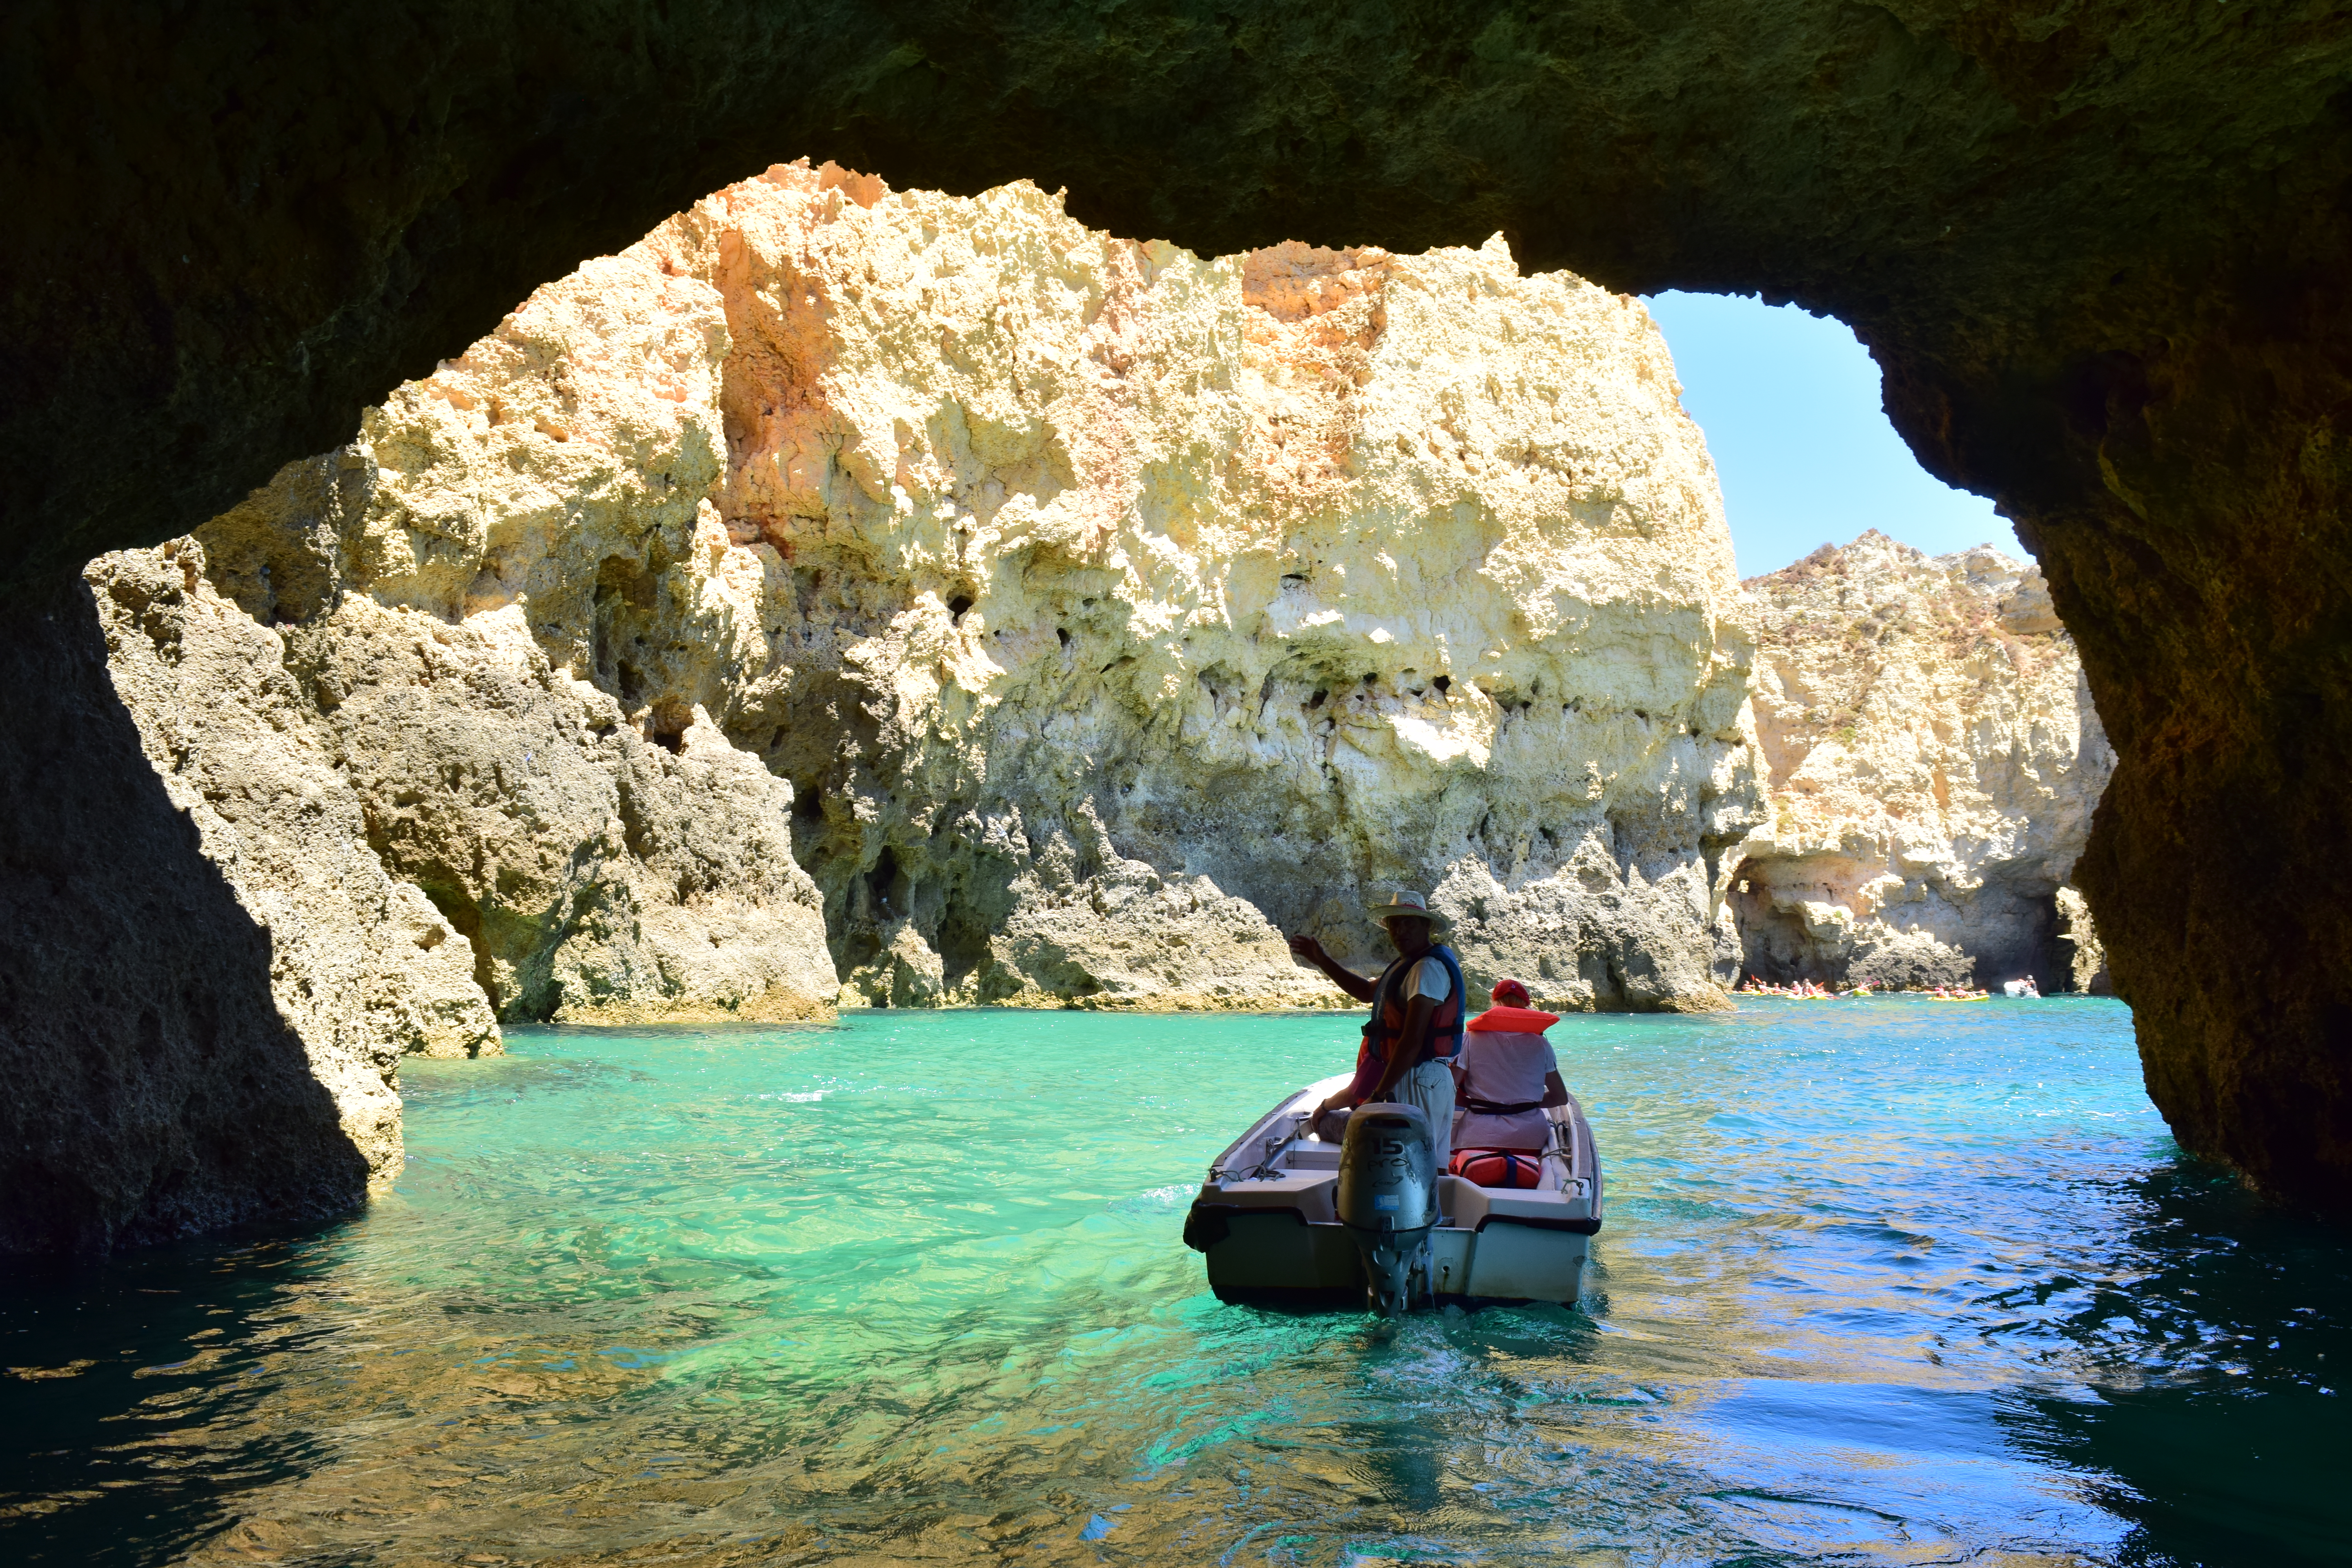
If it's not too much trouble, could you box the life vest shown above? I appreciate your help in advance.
[1448,1147,1544,1189]
[1466,1004,1560,1034]
[1360,943,1467,1071]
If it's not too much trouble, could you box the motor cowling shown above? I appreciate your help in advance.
[1335,1102,1439,1314]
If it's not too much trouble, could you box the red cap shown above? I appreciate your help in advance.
[1491,977,1531,1006]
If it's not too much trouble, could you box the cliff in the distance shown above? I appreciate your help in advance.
[686,167,1762,1009]
[1725,533,2114,989]
[122,160,1762,1044]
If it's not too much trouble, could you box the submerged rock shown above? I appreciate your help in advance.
[1724,533,2114,990]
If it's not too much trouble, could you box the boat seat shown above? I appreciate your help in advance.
[1449,1147,1546,1189]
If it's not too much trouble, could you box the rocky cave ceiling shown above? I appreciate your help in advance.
[4,0,2349,1210]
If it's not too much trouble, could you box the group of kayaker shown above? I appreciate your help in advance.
[1734,975,2010,1000]
[1739,976,1849,998]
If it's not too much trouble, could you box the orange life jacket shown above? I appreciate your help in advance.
[1449,1147,1544,1189]
[1361,944,1466,1067]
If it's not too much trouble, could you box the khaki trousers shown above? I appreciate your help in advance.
[1387,1058,1456,1172]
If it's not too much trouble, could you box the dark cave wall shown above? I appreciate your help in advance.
[0,576,369,1257]
[9,3,2341,584]
[4,0,2350,1213]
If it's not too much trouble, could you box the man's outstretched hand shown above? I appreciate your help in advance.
[1289,931,1377,1002]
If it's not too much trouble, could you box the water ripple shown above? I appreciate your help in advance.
[1,1002,2345,1565]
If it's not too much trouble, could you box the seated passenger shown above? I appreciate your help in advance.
[1450,978,1568,1154]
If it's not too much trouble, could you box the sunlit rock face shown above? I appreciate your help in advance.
[89,543,503,1076]
[2054,887,2112,996]
[129,243,840,1031]
[122,163,1764,1019]
[683,166,1764,1007]
[1722,533,2113,990]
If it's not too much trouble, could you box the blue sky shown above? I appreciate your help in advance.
[1641,290,2023,579]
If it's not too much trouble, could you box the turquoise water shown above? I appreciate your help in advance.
[3,1000,2347,1566]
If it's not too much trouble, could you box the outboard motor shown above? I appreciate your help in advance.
[1335,1102,1439,1315]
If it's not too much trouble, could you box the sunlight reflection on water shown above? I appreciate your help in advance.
[2,999,2345,1566]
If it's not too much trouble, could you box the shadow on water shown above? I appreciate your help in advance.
[0,1219,359,1567]
[1990,1158,2352,1566]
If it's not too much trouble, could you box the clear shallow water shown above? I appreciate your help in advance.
[3,1000,2347,1567]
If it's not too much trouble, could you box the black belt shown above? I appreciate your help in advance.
[1459,1095,1543,1116]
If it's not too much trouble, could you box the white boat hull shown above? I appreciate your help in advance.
[1184,1073,1604,1309]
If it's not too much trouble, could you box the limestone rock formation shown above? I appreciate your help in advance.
[173,165,1764,1014]
[175,245,840,1030]
[678,168,1762,1009]
[2055,887,2113,996]
[7,225,844,1253]
[61,154,1758,1071]
[1722,534,2114,990]
[0,575,377,1256]
[89,546,501,1077]
[13,157,1776,1253]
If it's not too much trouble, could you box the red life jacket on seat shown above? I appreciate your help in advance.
[1449,1147,1544,1189]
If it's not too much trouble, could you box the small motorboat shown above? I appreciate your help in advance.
[1182,1071,1604,1313]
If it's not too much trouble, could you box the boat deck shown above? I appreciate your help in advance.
[1185,1072,1604,1307]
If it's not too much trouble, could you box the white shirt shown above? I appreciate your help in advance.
[1452,1029,1559,1152]
[1405,955,1452,1002]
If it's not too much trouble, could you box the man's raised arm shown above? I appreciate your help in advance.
[1286,933,1377,1004]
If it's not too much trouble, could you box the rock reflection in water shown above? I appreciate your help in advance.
[1,1003,2344,1566]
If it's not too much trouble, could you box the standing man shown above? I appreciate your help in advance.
[1286,891,1467,1169]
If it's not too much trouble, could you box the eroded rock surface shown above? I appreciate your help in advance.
[2055,887,2113,996]
[1723,533,2113,990]
[181,165,1763,1013]
[172,244,839,1030]
[0,575,375,1256]
[683,169,1762,1008]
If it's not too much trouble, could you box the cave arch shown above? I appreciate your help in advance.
[4,1,2349,1211]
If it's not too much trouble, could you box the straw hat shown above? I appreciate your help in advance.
[1363,889,1450,933]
